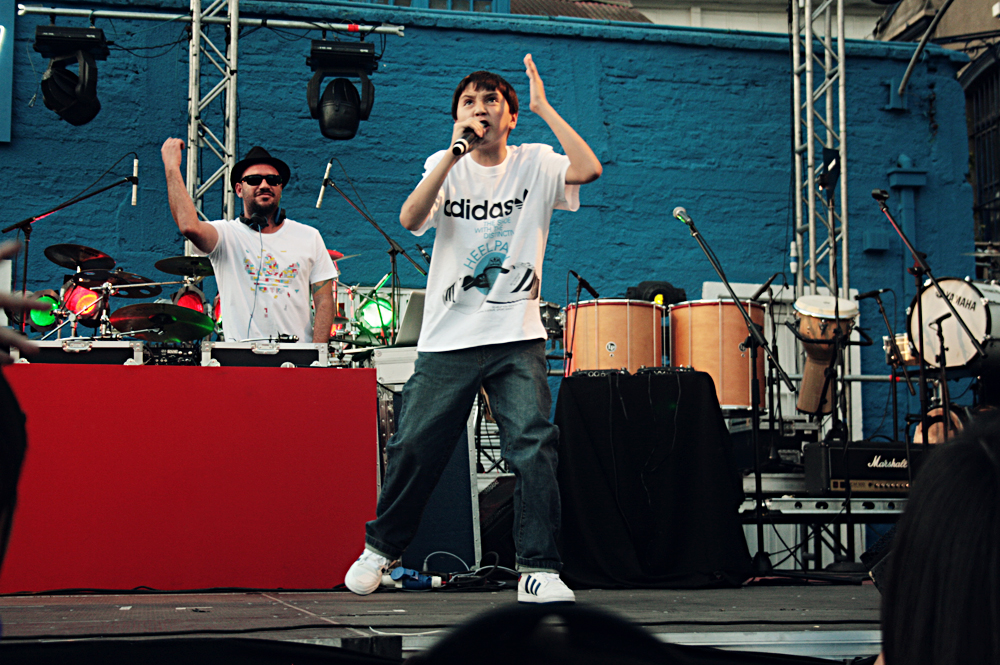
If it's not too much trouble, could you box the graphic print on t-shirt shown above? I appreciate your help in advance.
[243,252,301,297]
[441,188,539,313]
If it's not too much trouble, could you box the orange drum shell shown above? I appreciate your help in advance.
[669,300,765,410]
[564,299,665,375]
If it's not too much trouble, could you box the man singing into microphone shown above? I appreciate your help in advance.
[345,54,601,603]
[161,140,337,343]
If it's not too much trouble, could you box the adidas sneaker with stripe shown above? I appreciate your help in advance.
[517,572,575,603]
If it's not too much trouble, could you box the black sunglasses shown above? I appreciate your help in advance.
[241,174,283,186]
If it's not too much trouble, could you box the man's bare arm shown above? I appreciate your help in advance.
[311,279,334,344]
[523,54,602,186]
[162,138,219,253]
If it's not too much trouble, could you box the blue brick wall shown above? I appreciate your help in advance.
[2,0,972,438]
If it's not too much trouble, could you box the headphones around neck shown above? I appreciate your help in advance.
[240,208,286,232]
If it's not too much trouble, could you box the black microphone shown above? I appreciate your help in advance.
[416,244,431,266]
[872,189,889,202]
[131,158,138,206]
[316,160,332,209]
[672,206,693,225]
[452,123,486,156]
[751,273,781,301]
[569,270,600,299]
[855,288,889,301]
[931,312,952,327]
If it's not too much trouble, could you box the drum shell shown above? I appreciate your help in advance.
[669,299,765,410]
[563,299,665,376]
[539,301,563,340]
[907,278,1000,370]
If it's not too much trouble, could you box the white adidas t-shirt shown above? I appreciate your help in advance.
[205,218,337,342]
[412,143,579,352]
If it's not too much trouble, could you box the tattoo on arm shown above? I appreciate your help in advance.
[311,279,332,295]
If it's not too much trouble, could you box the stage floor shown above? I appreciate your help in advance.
[0,583,882,661]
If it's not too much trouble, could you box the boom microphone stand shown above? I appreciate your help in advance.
[673,207,796,575]
[872,189,983,446]
[318,178,426,345]
[2,176,136,333]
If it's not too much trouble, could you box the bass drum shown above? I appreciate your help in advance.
[907,278,1000,369]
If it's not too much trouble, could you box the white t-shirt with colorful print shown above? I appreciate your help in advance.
[206,218,337,342]
[412,143,579,352]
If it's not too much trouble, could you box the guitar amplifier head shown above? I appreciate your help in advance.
[804,441,925,496]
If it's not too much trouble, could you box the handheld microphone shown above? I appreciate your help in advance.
[855,288,889,301]
[569,270,600,299]
[416,244,432,266]
[131,158,138,206]
[672,206,693,225]
[751,273,781,301]
[452,123,487,156]
[316,160,332,209]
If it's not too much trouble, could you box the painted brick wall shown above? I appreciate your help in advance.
[2,0,972,438]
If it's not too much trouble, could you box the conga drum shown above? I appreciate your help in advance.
[669,299,765,410]
[794,295,858,415]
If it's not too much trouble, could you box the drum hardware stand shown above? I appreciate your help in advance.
[1,175,136,333]
[872,189,984,445]
[318,178,426,345]
[871,292,917,482]
[676,210,803,577]
[930,312,953,442]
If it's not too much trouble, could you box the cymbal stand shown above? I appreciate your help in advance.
[930,312,953,442]
[319,178,426,345]
[1,176,135,333]
[678,214,796,576]
[872,190,983,446]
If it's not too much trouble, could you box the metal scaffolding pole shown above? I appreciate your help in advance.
[792,0,850,300]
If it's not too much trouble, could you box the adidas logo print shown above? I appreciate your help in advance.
[443,189,529,220]
[523,575,542,595]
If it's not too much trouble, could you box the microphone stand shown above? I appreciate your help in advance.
[872,190,982,447]
[320,179,427,345]
[678,214,796,576]
[2,177,135,333]
[871,292,916,482]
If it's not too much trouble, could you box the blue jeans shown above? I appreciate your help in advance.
[365,339,563,572]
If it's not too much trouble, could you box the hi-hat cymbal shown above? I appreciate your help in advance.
[44,243,116,270]
[110,303,215,342]
[72,269,162,298]
[155,255,214,277]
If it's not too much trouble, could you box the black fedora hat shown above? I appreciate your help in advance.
[230,146,291,189]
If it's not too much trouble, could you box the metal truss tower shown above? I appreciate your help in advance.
[792,0,850,299]
[186,0,239,232]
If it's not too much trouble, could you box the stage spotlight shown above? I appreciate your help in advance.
[63,283,102,326]
[307,41,378,140]
[4,290,59,332]
[33,25,109,126]
[171,284,209,316]
[355,296,393,343]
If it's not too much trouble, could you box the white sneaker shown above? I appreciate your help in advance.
[517,572,576,604]
[345,548,394,595]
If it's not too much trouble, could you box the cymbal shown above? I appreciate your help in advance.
[110,303,215,343]
[155,255,214,277]
[328,250,360,262]
[44,243,115,270]
[966,251,1000,258]
[72,269,162,298]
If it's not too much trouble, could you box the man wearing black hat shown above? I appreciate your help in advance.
[161,138,337,343]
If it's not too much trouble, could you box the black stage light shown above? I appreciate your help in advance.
[33,25,110,126]
[307,41,378,140]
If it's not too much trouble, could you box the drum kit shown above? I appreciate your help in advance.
[22,243,217,343]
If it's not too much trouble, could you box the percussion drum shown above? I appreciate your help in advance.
[907,278,1000,370]
[669,299,765,410]
[563,299,665,376]
[794,295,858,415]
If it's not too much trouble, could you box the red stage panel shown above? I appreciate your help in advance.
[0,365,378,593]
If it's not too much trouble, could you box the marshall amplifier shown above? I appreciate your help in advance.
[804,441,927,496]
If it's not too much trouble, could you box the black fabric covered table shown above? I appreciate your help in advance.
[555,370,752,589]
